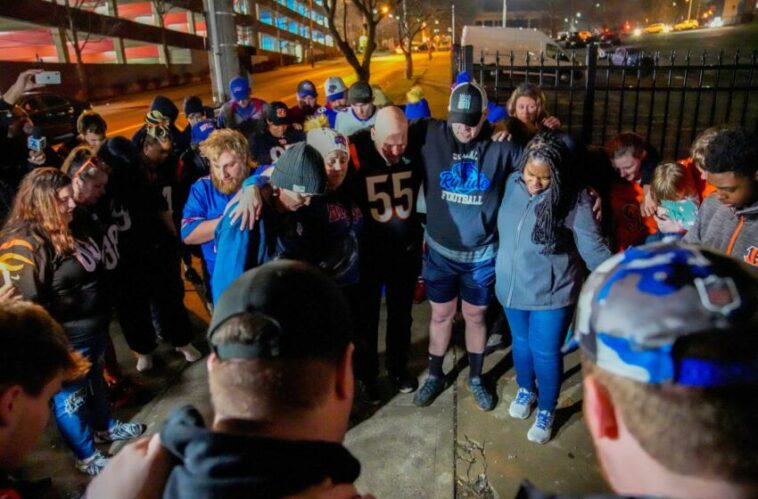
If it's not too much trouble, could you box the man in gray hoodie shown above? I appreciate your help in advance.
[683,127,758,267]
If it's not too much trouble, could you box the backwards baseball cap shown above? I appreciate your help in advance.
[191,119,216,144]
[324,76,347,101]
[144,110,171,140]
[448,82,487,127]
[269,142,327,195]
[229,76,250,102]
[266,101,291,126]
[307,127,349,159]
[348,81,373,105]
[297,79,318,98]
[574,243,758,387]
[207,260,352,360]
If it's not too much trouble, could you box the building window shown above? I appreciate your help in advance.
[288,20,299,34]
[258,8,274,26]
[276,15,288,30]
[237,25,254,46]
[233,0,250,15]
[259,33,278,52]
[325,35,333,47]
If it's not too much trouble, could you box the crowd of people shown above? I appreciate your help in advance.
[0,65,757,499]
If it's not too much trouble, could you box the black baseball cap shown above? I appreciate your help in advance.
[266,101,291,125]
[447,82,487,126]
[348,81,373,105]
[207,260,352,360]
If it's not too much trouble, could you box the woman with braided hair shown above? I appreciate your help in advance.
[495,131,611,444]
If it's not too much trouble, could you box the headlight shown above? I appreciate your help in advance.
[663,24,672,33]
[633,28,642,36]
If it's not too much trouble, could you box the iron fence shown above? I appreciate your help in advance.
[452,43,758,160]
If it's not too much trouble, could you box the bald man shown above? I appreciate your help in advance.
[348,106,424,400]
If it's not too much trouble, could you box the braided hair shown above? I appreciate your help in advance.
[521,131,577,254]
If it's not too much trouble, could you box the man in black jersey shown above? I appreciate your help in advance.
[349,106,423,399]
[248,102,305,169]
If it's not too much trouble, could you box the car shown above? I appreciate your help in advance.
[562,32,586,48]
[674,18,699,30]
[599,31,621,46]
[610,46,654,71]
[643,23,672,34]
[17,92,91,142]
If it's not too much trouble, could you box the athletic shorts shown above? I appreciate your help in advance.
[422,246,495,306]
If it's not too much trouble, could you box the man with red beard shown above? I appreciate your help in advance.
[181,129,253,296]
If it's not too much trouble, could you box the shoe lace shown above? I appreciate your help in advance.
[469,380,491,402]
[515,388,533,405]
[420,377,441,396]
[535,410,553,430]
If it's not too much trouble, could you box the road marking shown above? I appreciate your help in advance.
[108,123,143,136]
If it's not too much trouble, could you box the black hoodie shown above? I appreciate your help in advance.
[160,406,361,499]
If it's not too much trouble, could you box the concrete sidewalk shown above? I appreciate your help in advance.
[19,52,608,498]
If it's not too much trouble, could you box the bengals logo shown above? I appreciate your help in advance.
[744,246,758,266]
[276,108,287,118]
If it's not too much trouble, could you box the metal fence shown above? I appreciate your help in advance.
[452,43,758,160]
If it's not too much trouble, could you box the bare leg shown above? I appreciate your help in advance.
[462,300,488,354]
[428,298,458,356]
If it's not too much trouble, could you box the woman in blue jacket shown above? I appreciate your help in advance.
[495,132,611,444]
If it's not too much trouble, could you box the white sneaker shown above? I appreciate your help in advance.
[176,343,202,362]
[527,409,555,444]
[508,388,536,419]
[136,354,154,372]
[76,450,108,476]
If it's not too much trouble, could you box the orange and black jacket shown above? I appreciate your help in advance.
[684,196,758,267]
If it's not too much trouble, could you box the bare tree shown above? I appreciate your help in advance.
[58,0,107,101]
[322,0,394,81]
[396,0,448,79]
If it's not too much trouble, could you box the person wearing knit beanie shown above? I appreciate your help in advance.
[404,86,432,120]
[307,128,350,191]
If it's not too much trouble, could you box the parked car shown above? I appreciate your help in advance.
[643,23,672,34]
[562,32,586,48]
[610,46,654,72]
[674,18,699,31]
[17,92,91,142]
[599,31,621,46]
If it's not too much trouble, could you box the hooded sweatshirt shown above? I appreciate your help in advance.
[683,195,758,267]
[410,119,522,262]
[160,405,361,499]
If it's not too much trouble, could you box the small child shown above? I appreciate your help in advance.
[649,162,700,241]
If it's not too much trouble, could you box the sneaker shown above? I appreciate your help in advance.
[75,451,108,476]
[94,420,147,443]
[485,333,506,354]
[509,388,537,419]
[527,409,555,444]
[176,344,202,362]
[136,354,154,372]
[357,379,381,405]
[467,377,495,411]
[391,370,419,394]
[413,375,445,407]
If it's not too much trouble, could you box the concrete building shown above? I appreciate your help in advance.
[0,0,337,99]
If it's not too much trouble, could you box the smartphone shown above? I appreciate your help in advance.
[34,71,61,85]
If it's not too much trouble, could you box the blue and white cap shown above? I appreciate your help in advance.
[574,243,758,387]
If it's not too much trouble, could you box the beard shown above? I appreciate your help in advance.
[212,173,244,195]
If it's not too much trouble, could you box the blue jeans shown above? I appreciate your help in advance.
[51,335,115,459]
[504,306,574,412]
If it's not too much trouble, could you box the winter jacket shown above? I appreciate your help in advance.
[683,196,758,267]
[160,405,361,499]
[495,174,611,310]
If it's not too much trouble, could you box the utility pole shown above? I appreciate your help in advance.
[452,4,455,44]
[501,0,507,27]
[204,0,241,104]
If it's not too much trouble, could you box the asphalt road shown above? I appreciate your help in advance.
[626,22,758,55]
[96,53,424,138]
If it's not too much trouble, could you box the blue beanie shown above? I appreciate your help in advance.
[454,71,472,86]
[486,102,508,124]
[405,98,431,120]
[191,119,216,144]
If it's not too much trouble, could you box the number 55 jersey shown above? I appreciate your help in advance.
[348,129,424,250]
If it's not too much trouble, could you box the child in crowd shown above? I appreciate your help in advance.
[648,162,700,241]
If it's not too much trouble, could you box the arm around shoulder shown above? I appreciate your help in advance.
[570,191,612,271]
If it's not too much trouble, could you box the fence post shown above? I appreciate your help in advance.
[582,43,598,144]
[463,45,474,78]
[451,44,461,81]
